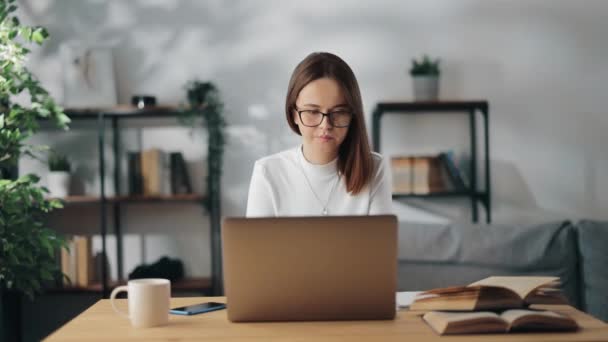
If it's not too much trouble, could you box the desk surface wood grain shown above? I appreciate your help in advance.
[45,296,608,341]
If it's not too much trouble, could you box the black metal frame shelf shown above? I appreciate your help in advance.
[48,106,223,297]
[46,277,211,294]
[55,194,206,204]
[372,100,491,223]
[392,191,487,199]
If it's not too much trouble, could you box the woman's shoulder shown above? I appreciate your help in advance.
[368,152,389,180]
[370,151,385,169]
[371,151,384,163]
[254,146,299,170]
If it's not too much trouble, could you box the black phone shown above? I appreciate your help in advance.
[169,302,226,315]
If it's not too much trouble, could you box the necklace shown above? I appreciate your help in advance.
[298,152,341,215]
[302,171,341,215]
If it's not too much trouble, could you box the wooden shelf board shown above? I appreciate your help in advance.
[392,191,485,198]
[64,105,187,119]
[375,100,488,114]
[46,277,212,294]
[53,194,205,205]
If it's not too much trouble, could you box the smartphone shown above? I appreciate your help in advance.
[169,302,227,315]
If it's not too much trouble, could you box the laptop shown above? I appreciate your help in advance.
[222,215,398,322]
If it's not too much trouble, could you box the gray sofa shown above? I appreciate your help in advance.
[396,220,608,322]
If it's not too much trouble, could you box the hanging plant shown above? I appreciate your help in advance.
[0,0,71,298]
[182,80,226,211]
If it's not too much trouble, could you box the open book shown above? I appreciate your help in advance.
[410,276,567,311]
[423,309,579,335]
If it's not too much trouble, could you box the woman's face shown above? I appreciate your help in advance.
[293,77,351,159]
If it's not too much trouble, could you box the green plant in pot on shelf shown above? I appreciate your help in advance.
[47,151,72,198]
[1,0,71,309]
[180,80,226,211]
[409,54,441,101]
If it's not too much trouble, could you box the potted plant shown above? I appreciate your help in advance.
[47,151,71,198]
[409,55,441,101]
[1,1,71,340]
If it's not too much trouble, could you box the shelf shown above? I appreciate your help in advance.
[49,105,223,295]
[373,99,491,223]
[392,191,486,199]
[54,194,206,205]
[46,277,212,294]
[375,100,488,114]
[64,105,187,119]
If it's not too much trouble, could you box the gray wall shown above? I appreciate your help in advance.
[16,0,608,279]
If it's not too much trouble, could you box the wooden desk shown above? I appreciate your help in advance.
[45,297,608,341]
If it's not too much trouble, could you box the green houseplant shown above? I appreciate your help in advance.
[182,80,226,212]
[1,3,71,338]
[47,151,72,198]
[48,151,71,172]
[409,54,441,101]
[182,80,226,295]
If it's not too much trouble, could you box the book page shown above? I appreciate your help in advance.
[475,286,524,310]
[410,287,480,311]
[423,311,507,335]
[422,285,478,295]
[525,290,568,305]
[410,297,479,311]
[468,276,559,299]
[427,311,501,322]
[501,309,578,331]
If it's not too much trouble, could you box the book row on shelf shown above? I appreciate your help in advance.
[56,236,211,292]
[128,149,193,196]
[59,235,97,288]
[390,151,469,195]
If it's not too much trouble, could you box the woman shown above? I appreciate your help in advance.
[246,52,392,217]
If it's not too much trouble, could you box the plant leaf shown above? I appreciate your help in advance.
[31,28,48,44]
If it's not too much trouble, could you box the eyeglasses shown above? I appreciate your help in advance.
[295,108,353,128]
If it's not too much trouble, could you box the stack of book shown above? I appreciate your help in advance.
[410,276,578,335]
[127,149,192,196]
[391,152,467,195]
[60,235,93,288]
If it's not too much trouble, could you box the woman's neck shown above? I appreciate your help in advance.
[302,144,338,165]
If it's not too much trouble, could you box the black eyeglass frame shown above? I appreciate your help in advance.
[295,107,353,128]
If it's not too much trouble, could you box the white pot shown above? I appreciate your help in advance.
[412,76,439,101]
[47,171,71,198]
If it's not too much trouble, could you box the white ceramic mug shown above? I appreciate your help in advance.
[110,278,171,328]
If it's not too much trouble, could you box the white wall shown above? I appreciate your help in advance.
[16,0,608,279]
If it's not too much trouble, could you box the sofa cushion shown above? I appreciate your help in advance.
[576,220,608,322]
[397,221,580,308]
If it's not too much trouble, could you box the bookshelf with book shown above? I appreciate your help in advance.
[45,106,222,297]
[372,100,491,223]
[391,152,468,196]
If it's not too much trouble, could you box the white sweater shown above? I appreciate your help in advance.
[246,145,392,217]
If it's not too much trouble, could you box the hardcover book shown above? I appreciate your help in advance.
[410,276,566,311]
[423,309,578,335]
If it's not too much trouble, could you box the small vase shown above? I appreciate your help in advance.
[47,171,71,198]
[412,75,439,101]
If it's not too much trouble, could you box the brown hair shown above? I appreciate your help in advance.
[285,52,373,195]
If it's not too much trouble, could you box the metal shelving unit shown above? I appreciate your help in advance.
[53,106,222,297]
[372,100,491,223]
